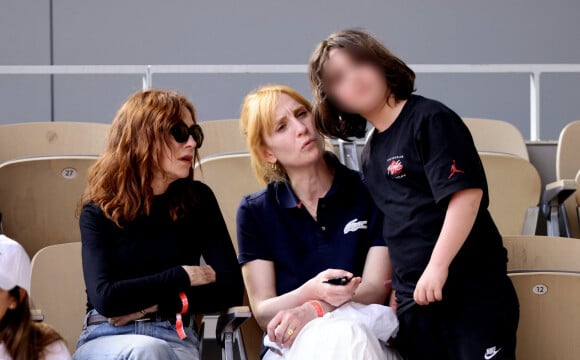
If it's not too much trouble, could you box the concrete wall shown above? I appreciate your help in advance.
[1,0,579,181]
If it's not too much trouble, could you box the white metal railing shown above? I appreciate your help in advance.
[2,64,580,141]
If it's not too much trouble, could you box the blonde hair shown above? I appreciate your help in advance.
[240,85,322,185]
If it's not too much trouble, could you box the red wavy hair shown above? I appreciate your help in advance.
[81,90,200,226]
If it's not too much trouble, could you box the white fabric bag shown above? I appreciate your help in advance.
[263,302,401,360]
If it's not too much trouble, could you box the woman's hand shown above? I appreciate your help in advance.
[108,304,158,327]
[413,263,448,305]
[304,269,361,307]
[182,265,216,286]
[266,302,318,349]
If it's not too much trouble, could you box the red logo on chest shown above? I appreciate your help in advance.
[387,160,404,176]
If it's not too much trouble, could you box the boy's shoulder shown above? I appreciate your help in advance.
[407,94,459,120]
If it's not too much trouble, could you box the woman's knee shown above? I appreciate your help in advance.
[127,336,176,359]
[73,335,178,360]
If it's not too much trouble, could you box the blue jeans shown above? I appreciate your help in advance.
[73,310,200,360]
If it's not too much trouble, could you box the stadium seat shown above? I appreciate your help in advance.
[504,235,580,359]
[0,122,109,165]
[542,120,580,238]
[0,156,97,257]
[198,119,248,160]
[30,242,251,359]
[576,170,580,232]
[480,153,541,235]
[195,152,262,252]
[509,272,580,360]
[30,242,85,354]
[194,153,264,360]
[463,118,529,160]
[504,235,580,272]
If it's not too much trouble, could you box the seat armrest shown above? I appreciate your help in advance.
[522,206,540,235]
[216,306,251,345]
[542,179,576,206]
[542,179,577,237]
[31,308,44,322]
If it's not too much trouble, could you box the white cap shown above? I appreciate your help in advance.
[0,235,31,294]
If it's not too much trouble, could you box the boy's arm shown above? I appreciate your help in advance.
[413,188,483,305]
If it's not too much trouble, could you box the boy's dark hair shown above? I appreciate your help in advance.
[309,29,416,140]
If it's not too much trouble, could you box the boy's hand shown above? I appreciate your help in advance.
[413,263,448,305]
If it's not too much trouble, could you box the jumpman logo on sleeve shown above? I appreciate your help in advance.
[448,160,465,179]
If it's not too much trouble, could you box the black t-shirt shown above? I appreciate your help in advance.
[79,180,243,318]
[361,94,508,314]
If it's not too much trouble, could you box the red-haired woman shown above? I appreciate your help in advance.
[72,90,243,360]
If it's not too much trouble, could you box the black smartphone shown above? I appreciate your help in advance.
[323,276,352,285]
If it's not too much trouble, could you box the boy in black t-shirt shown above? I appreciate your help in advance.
[309,29,519,360]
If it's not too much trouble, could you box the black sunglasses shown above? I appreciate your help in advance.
[170,122,204,148]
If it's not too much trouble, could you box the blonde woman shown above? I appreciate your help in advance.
[237,84,400,359]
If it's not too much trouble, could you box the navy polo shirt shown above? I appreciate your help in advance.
[236,153,386,296]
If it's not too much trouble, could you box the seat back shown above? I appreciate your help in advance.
[195,153,262,252]
[509,272,580,360]
[556,120,580,180]
[0,122,109,164]
[463,118,529,160]
[194,153,263,359]
[30,242,85,354]
[198,119,247,160]
[576,171,580,206]
[480,153,541,235]
[503,235,580,272]
[504,235,580,359]
[556,121,580,238]
[572,171,580,238]
[0,156,97,257]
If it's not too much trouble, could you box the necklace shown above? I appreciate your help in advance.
[297,182,332,221]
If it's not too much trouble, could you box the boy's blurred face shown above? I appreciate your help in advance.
[323,48,388,116]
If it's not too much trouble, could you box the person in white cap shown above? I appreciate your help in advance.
[0,234,71,360]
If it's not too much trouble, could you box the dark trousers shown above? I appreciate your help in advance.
[395,276,519,360]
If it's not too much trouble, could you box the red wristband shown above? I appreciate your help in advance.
[175,314,187,340]
[175,292,189,340]
[308,300,324,317]
[179,292,189,314]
